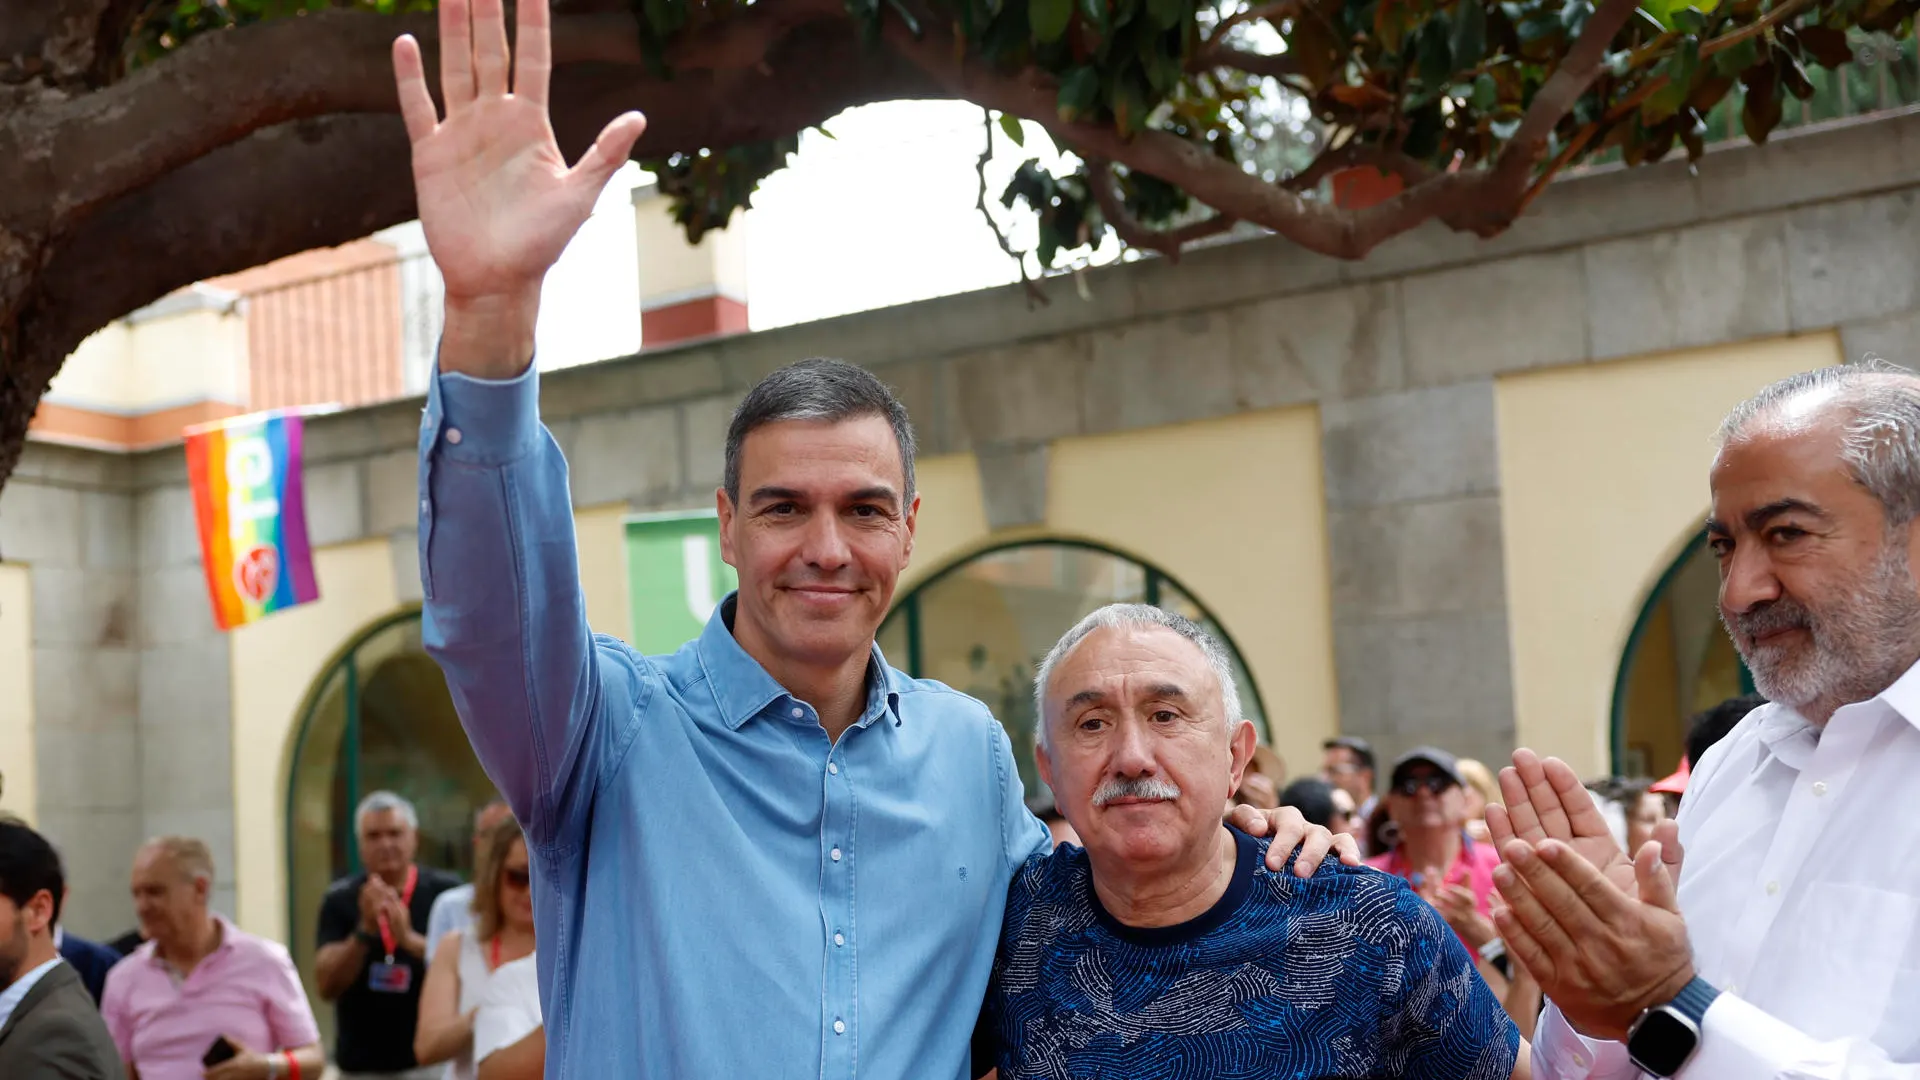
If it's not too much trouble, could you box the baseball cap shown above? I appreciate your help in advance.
[1322,735,1376,770]
[1649,756,1690,795]
[1389,746,1465,789]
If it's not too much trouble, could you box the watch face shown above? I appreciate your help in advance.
[1628,1008,1700,1077]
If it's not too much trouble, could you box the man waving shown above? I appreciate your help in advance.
[391,4,1351,1078]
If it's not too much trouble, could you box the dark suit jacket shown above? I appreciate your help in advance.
[0,961,123,1080]
[57,934,121,1005]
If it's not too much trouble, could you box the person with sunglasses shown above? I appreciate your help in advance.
[1367,748,1503,953]
[414,817,534,1080]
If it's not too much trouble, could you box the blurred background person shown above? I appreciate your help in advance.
[472,953,542,1080]
[425,799,512,949]
[1278,776,1357,838]
[1232,746,1286,810]
[1319,736,1377,833]
[1365,748,1498,949]
[1456,758,1501,844]
[101,837,324,1080]
[315,792,459,1080]
[0,816,121,1080]
[415,817,535,1080]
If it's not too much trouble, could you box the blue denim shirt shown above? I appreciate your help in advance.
[417,363,1050,1080]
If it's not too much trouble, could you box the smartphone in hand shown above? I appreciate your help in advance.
[202,1036,239,1068]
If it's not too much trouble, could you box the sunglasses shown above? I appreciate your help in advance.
[1392,774,1457,797]
[503,868,531,889]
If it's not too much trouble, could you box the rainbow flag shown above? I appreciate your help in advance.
[184,412,320,630]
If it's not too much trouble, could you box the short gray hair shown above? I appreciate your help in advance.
[723,358,917,505]
[1033,603,1243,750]
[354,791,417,831]
[140,836,215,886]
[1719,359,1920,527]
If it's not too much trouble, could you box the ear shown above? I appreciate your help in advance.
[716,487,738,569]
[193,875,211,906]
[1226,721,1257,793]
[23,889,54,935]
[1035,738,1055,790]
[901,492,921,565]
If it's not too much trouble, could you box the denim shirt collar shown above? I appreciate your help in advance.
[697,593,903,731]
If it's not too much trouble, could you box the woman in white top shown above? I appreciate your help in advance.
[414,815,536,1080]
[474,954,543,1080]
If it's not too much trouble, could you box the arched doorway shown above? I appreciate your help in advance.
[1610,530,1755,777]
[877,540,1269,802]
[282,610,495,1042]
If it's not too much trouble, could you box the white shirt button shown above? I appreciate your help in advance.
[1812,781,1829,797]
[828,763,839,775]
[1766,880,1780,896]
[1573,1054,1589,1069]
[419,499,430,515]
[830,847,842,862]
[445,428,463,445]
[834,932,845,947]
[791,706,805,719]
[833,1020,846,1035]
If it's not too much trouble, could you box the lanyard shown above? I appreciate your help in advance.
[375,864,419,962]
[489,935,502,971]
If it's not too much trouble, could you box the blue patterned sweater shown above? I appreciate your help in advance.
[976,826,1519,1080]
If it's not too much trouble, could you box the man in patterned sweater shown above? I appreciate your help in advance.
[975,604,1530,1080]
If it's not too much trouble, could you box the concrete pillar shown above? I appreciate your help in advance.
[632,184,750,347]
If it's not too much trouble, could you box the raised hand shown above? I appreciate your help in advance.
[391,0,646,376]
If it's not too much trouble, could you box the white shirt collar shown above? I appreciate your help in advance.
[1750,653,1920,771]
[0,956,64,1030]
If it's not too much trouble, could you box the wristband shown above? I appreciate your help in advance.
[265,1054,283,1080]
[1476,937,1507,964]
[285,1050,301,1080]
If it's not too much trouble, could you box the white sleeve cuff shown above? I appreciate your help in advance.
[1532,1002,1641,1080]
[1677,993,1849,1079]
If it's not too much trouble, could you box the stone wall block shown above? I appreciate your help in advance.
[1320,382,1500,508]
[32,567,136,649]
[975,444,1051,531]
[0,482,85,567]
[364,449,421,538]
[1084,312,1237,433]
[871,359,964,457]
[35,809,143,936]
[1786,191,1920,330]
[1327,496,1509,620]
[682,394,745,494]
[32,646,139,733]
[1231,282,1405,408]
[83,493,136,572]
[137,636,232,732]
[1584,215,1790,360]
[35,727,140,813]
[1841,307,1920,366]
[135,487,202,571]
[1401,251,1588,386]
[136,565,217,648]
[954,340,1089,447]
[565,404,681,506]
[1332,613,1516,746]
[304,461,368,546]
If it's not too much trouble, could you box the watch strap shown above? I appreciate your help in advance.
[1668,975,1722,1025]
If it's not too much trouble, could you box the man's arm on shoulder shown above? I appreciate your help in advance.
[419,356,649,845]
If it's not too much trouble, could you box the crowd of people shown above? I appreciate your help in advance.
[0,791,544,1080]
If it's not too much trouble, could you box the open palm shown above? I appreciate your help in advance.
[1486,750,1636,892]
[392,0,645,303]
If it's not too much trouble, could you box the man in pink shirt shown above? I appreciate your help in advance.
[102,838,325,1080]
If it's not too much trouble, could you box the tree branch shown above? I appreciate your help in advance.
[1085,157,1237,257]
[1192,45,1302,79]
[975,111,1049,306]
[1285,140,1436,191]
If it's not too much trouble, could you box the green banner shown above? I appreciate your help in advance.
[625,511,739,655]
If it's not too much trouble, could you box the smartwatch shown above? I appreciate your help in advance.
[1626,976,1722,1077]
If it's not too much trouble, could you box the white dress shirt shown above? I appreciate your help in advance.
[426,882,475,952]
[1534,656,1920,1077]
[0,956,64,1030]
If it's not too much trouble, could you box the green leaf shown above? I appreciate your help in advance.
[1420,17,1455,89]
[1057,65,1104,119]
[1671,6,1707,33]
[1031,0,1075,42]
[1711,36,1761,75]
[1451,0,1487,67]
[1472,71,1498,109]
[1795,25,1854,67]
[1147,0,1185,30]
[998,112,1027,146]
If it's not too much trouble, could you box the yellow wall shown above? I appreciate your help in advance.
[0,565,34,823]
[1049,407,1338,775]
[899,453,992,594]
[577,503,637,645]
[633,189,748,302]
[1496,332,1844,776]
[46,298,248,414]
[229,540,400,940]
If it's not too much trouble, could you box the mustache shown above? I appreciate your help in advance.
[1730,596,1814,643]
[1092,777,1182,807]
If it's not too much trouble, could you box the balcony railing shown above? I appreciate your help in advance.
[244,251,443,414]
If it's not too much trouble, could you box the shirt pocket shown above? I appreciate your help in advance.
[1780,882,1918,1041]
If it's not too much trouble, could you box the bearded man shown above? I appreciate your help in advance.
[1484,362,1920,1078]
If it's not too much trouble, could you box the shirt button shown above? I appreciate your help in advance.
[791,706,804,719]
[830,847,842,862]
[833,1020,846,1035]
[828,763,839,775]
[834,932,845,947]
[1766,880,1780,896]
[419,499,430,515]
[1812,781,1829,797]
[445,428,463,445]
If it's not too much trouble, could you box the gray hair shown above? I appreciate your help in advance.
[723,358,917,505]
[1033,603,1244,750]
[1719,358,1920,527]
[140,836,215,886]
[354,790,418,831]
